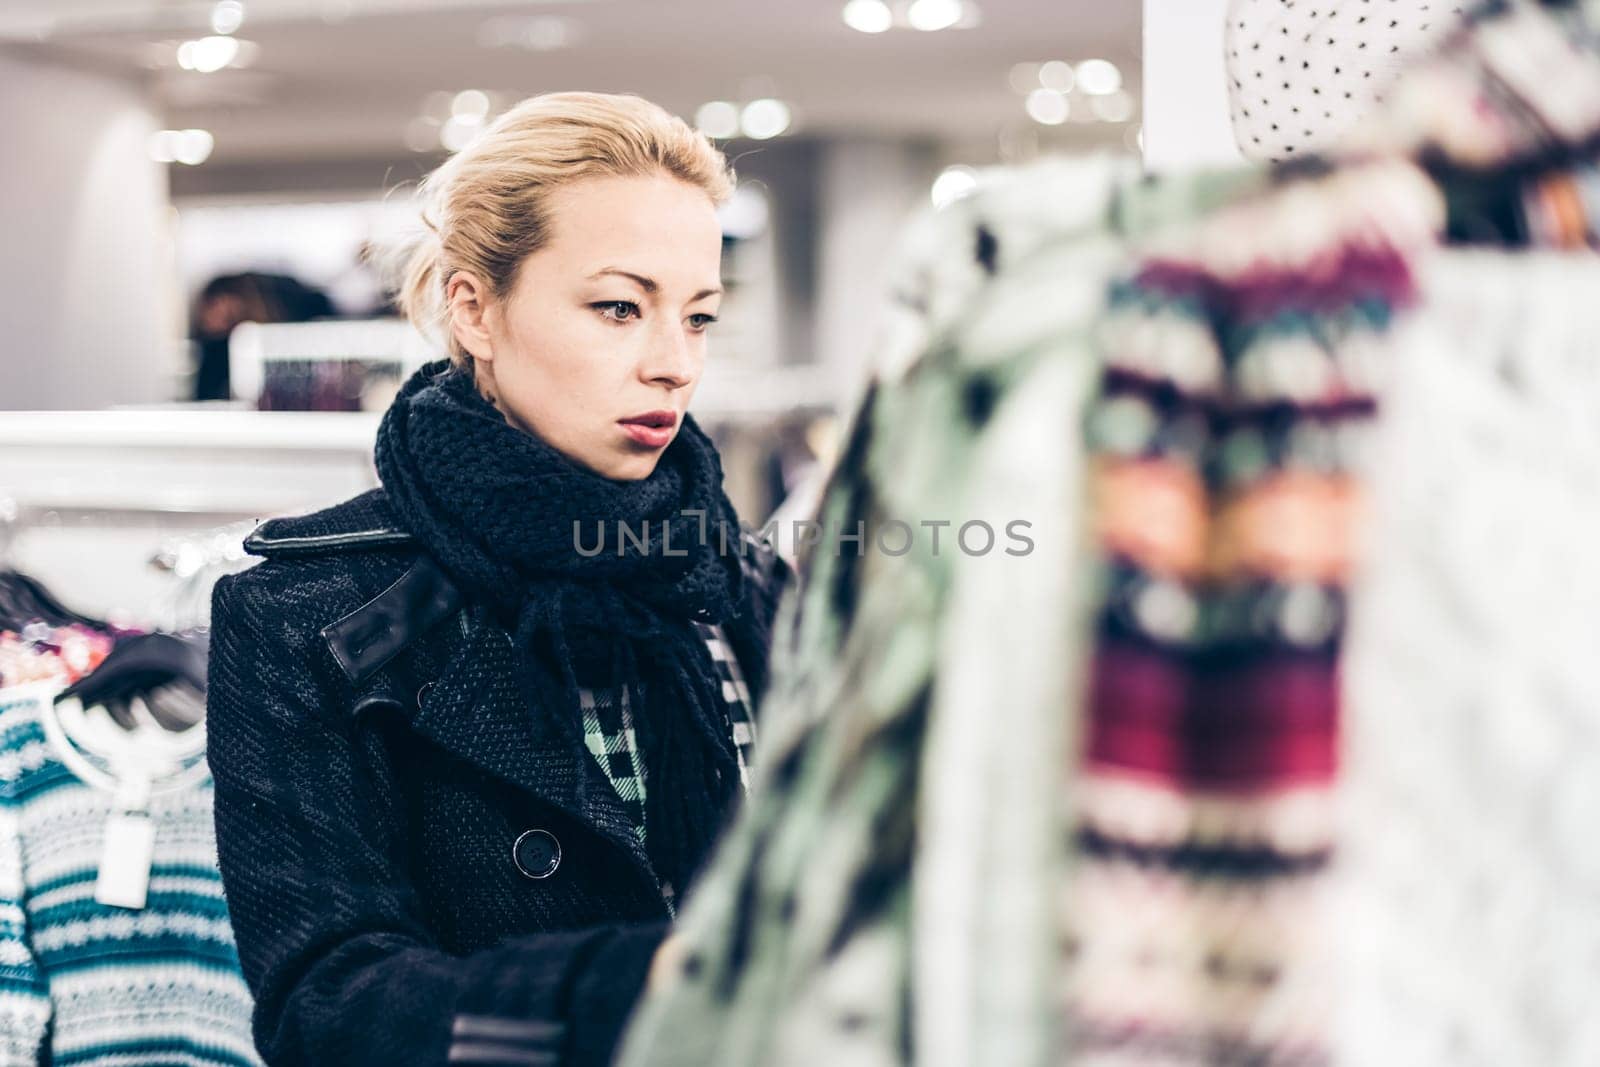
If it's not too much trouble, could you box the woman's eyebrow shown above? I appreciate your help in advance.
[588,268,722,301]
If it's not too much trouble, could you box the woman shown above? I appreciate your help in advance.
[206,92,789,1067]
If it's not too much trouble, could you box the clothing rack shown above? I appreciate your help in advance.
[0,410,380,622]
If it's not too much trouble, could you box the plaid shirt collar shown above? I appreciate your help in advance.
[577,620,758,843]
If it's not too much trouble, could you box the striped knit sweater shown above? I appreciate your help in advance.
[1067,6,1600,1063]
[1067,160,1442,1066]
[0,689,259,1067]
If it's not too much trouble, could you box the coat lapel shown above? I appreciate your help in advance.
[404,606,654,875]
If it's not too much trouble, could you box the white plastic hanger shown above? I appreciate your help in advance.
[43,694,207,800]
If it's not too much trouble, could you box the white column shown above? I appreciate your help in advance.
[1142,0,1245,172]
[814,138,934,403]
[0,53,176,410]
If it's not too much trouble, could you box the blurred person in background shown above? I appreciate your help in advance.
[190,271,336,400]
[205,92,789,1066]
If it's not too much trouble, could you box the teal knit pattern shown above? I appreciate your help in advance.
[0,691,260,1066]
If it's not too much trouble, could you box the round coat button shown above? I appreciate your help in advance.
[513,829,561,880]
[416,682,435,706]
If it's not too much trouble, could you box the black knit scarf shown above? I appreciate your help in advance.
[375,360,768,894]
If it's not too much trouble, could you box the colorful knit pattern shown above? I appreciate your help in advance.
[0,690,259,1067]
[0,626,113,691]
[1065,161,1441,1067]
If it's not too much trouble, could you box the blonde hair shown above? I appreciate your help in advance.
[395,91,735,365]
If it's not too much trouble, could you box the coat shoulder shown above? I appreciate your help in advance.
[216,490,425,665]
[243,488,414,559]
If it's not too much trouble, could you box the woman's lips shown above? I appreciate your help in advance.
[620,423,673,448]
[618,412,676,449]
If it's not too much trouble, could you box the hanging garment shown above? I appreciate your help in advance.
[1223,0,1467,162]
[1071,7,1600,1060]
[906,162,1265,1067]
[617,155,1260,1067]
[1065,159,1441,1067]
[0,687,258,1067]
[0,624,113,691]
[626,7,1600,1066]
[1348,0,1600,166]
[1336,250,1600,1067]
[1063,4,1600,1051]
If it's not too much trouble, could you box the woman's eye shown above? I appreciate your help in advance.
[688,313,719,331]
[594,301,640,323]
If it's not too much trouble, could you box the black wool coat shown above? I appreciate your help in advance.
[206,488,788,1067]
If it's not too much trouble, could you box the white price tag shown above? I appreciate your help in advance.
[96,811,156,910]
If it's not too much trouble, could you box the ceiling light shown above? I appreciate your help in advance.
[740,98,791,140]
[150,129,213,165]
[907,0,963,31]
[842,0,892,34]
[931,165,979,210]
[211,1,244,35]
[1038,60,1073,92]
[148,38,254,70]
[440,116,481,152]
[1075,58,1122,96]
[451,89,491,124]
[176,35,239,73]
[1024,88,1068,126]
[174,128,214,165]
[1008,62,1041,95]
[695,101,740,140]
[955,1,983,28]
[478,15,578,51]
[1091,89,1135,123]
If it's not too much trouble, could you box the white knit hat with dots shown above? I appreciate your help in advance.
[1225,0,1470,161]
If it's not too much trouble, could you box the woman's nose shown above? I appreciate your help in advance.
[640,322,697,389]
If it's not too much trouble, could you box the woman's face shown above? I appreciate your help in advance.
[452,172,724,481]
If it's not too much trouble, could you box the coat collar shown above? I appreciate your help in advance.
[244,489,414,559]
[320,555,460,684]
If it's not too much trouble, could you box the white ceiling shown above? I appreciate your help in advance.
[0,0,1141,162]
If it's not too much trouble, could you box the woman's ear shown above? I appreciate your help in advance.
[446,271,496,365]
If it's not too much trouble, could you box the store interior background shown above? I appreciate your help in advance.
[0,0,1142,623]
